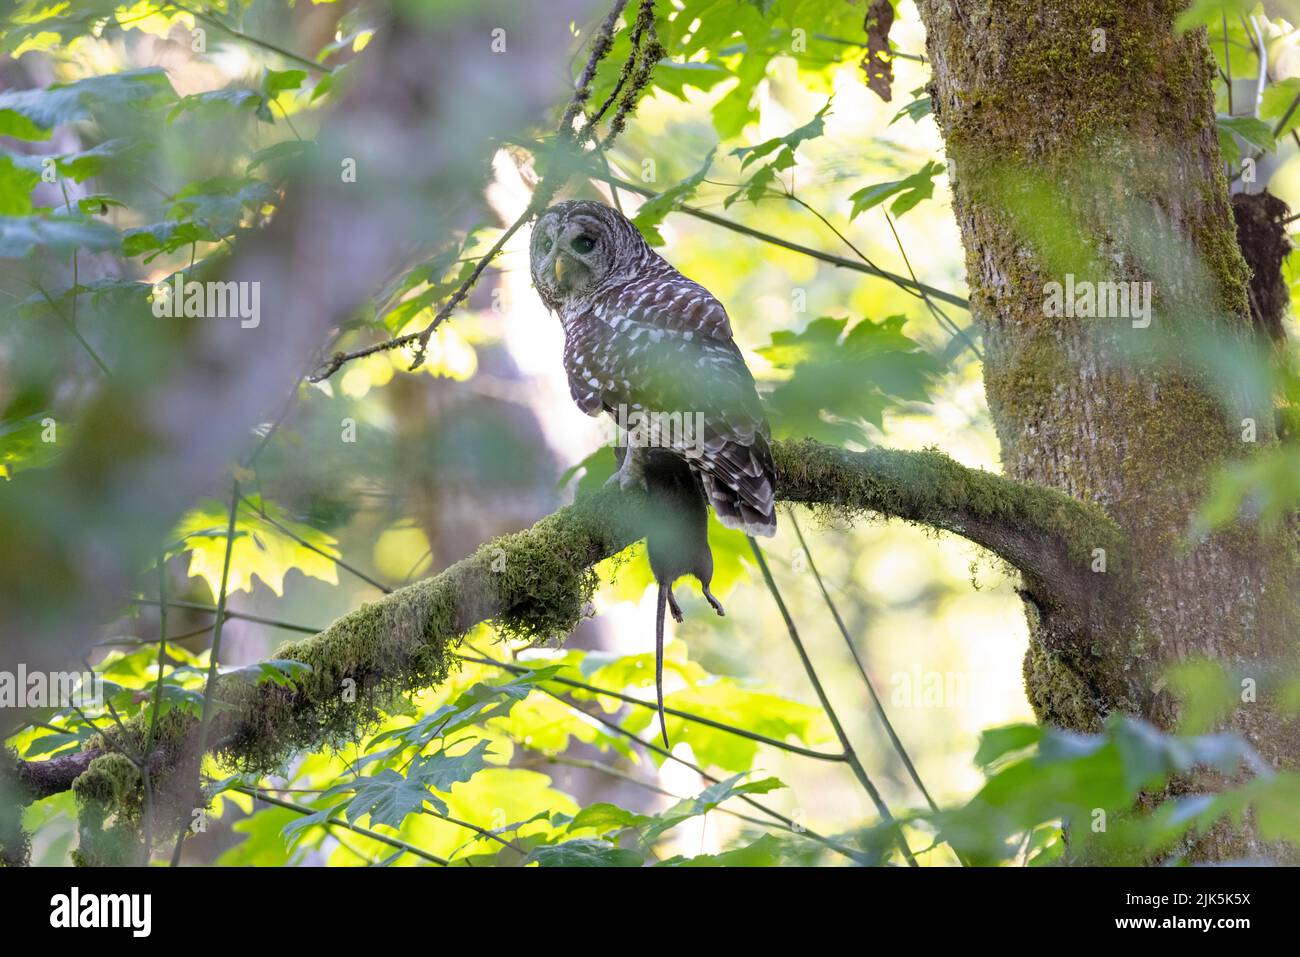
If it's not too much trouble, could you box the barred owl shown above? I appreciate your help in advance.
[530,199,777,745]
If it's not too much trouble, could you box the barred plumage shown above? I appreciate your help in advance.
[530,199,777,748]
[530,200,777,538]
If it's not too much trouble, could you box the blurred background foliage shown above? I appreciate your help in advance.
[2,0,1299,866]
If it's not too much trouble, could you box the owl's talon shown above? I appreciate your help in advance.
[603,469,647,491]
[606,452,648,491]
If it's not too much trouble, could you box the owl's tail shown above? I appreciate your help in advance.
[700,439,778,538]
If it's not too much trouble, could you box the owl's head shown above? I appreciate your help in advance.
[530,200,648,311]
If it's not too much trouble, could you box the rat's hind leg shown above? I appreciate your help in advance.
[666,589,684,623]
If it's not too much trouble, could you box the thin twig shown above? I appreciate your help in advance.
[311,0,654,381]
[236,787,448,865]
[781,188,981,358]
[785,509,940,815]
[167,2,334,75]
[463,644,865,861]
[812,33,926,63]
[580,164,970,308]
[747,536,919,867]
[169,478,240,866]
[530,753,792,835]
[561,0,632,134]
[239,496,392,594]
[1223,13,1234,117]
[144,553,170,760]
[882,209,982,359]
[33,284,112,377]
[457,652,847,762]
[129,598,318,634]
[522,676,871,864]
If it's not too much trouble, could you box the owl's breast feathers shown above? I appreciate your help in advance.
[560,265,777,537]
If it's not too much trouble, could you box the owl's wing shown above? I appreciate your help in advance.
[570,288,776,537]
[687,339,777,537]
[608,275,737,341]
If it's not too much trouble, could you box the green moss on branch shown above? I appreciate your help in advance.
[213,483,648,773]
[29,438,1123,862]
[72,753,146,867]
[774,438,1125,595]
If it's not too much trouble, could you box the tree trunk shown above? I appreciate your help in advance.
[915,0,1300,858]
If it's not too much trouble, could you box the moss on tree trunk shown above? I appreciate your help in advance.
[916,0,1300,858]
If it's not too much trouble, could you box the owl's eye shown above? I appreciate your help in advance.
[540,235,554,254]
[570,235,596,254]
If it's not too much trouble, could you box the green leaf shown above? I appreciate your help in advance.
[76,195,126,216]
[0,410,63,477]
[659,833,785,866]
[632,148,716,246]
[168,177,276,235]
[1246,774,1300,845]
[848,160,944,220]
[369,667,564,750]
[1261,78,1300,139]
[527,839,643,867]
[347,769,448,828]
[54,138,147,183]
[167,88,264,125]
[725,100,831,207]
[557,445,618,496]
[891,94,932,126]
[408,738,494,792]
[23,730,88,758]
[263,69,308,99]
[0,154,38,215]
[567,802,643,835]
[732,101,830,170]
[246,140,315,177]
[122,220,218,262]
[622,676,832,772]
[650,61,733,100]
[13,277,149,322]
[638,773,784,845]
[711,52,768,140]
[757,315,940,445]
[258,69,307,122]
[171,495,341,598]
[1163,659,1241,734]
[922,714,1264,864]
[1215,115,1275,166]
[0,68,175,141]
[0,214,120,258]
[973,723,1042,768]
[281,803,345,849]
[1196,443,1300,533]
[1175,0,1251,34]
[0,0,120,58]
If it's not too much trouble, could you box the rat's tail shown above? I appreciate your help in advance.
[655,581,670,749]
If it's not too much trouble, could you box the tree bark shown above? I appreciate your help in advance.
[915,0,1300,858]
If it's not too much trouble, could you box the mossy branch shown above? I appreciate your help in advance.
[774,439,1126,613]
[14,438,1124,812]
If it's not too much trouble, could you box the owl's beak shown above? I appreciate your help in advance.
[553,255,569,286]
